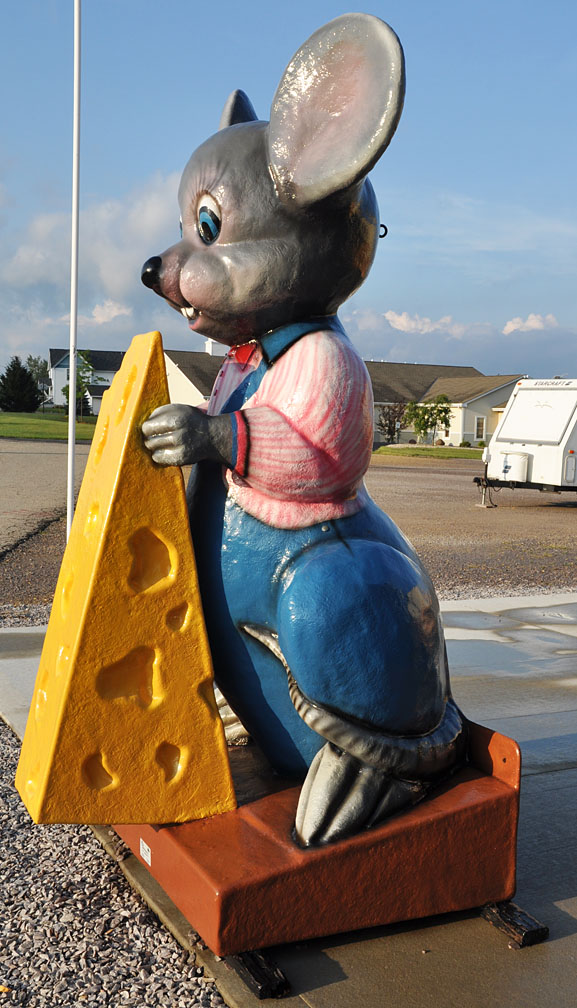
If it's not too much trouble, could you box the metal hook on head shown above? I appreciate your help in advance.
[379,224,388,238]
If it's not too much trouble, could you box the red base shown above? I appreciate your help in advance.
[115,722,520,956]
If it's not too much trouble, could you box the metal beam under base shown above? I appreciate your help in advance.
[226,951,291,1000]
[480,901,549,949]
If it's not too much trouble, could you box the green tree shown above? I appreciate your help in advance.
[404,394,452,443]
[62,352,103,417]
[25,355,50,394]
[0,357,42,412]
[376,401,407,444]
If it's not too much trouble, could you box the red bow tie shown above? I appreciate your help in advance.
[227,341,258,367]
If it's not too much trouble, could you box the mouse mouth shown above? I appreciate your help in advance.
[180,304,201,322]
[162,295,202,326]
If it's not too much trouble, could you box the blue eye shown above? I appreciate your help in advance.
[198,205,221,244]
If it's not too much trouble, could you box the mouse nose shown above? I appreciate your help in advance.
[141,256,162,290]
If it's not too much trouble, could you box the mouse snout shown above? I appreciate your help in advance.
[141,256,163,292]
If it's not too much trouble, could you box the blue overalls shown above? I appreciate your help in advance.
[187,321,448,777]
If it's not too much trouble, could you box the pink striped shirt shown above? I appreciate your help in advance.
[207,329,373,529]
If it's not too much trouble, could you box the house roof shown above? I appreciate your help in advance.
[87,384,110,396]
[48,345,522,408]
[164,349,225,397]
[364,361,483,403]
[49,348,125,371]
[423,375,523,404]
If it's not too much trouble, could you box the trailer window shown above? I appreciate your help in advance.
[497,388,577,445]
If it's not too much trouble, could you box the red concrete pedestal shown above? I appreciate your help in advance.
[114,721,520,956]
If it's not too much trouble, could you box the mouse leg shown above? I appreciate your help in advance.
[244,622,466,847]
[294,742,428,846]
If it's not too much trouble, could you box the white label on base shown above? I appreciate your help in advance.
[139,837,152,866]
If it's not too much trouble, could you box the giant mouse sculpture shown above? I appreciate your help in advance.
[141,13,466,847]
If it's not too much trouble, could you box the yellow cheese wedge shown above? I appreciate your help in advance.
[15,331,236,824]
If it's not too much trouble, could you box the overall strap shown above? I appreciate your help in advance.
[222,316,343,414]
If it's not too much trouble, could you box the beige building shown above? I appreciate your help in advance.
[420,374,525,445]
[366,361,524,445]
[49,343,525,445]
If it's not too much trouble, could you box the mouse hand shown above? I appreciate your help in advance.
[142,404,233,467]
[294,742,425,847]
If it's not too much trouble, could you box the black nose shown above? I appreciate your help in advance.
[141,256,162,290]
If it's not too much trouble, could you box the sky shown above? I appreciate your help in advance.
[1,0,576,379]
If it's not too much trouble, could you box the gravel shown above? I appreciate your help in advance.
[0,604,51,628]
[0,719,227,1007]
[1,454,576,1002]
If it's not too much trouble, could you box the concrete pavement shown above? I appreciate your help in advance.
[2,593,577,1007]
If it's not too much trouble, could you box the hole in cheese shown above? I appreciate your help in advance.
[96,646,162,708]
[82,752,115,790]
[34,688,48,724]
[94,415,109,463]
[84,502,100,539]
[115,364,137,425]
[155,742,184,782]
[127,527,174,593]
[61,573,74,620]
[166,602,189,631]
[25,768,40,798]
[56,645,71,678]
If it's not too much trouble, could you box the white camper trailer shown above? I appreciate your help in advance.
[475,379,577,501]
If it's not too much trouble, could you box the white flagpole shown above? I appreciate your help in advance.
[66,0,81,540]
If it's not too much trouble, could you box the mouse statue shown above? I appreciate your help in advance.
[141,13,466,847]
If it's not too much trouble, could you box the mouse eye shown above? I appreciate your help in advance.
[197,194,221,244]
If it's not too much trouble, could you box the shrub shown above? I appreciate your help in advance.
[477,440,486,448]
[459,440,471,448]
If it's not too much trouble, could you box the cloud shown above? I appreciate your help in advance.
[502,313,558,335]
[0,171,188,366]
[1,171,179,297]
[74,301,133,327]
[342,304,577,378]
[383,310,466,339]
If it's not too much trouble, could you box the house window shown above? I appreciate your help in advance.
[475,416,486,441]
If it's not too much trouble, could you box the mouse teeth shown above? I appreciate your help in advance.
[181,305,200,320]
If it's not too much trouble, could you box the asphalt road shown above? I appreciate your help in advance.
[0,439,90,551]
[1,444,576,613]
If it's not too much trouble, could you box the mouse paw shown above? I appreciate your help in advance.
[294,743,426,847]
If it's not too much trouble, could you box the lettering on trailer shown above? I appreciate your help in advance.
[534,380,575,387]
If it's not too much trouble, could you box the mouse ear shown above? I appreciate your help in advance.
[219,89,259,129]
[267,14,404,206]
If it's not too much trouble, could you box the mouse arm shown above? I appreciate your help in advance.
[142,404,234,468]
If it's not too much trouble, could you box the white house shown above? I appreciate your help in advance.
[163,344,225,405]
[48,348,124,413]
[48,342,226,414]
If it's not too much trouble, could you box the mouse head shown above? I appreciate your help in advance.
[142,13,405,346]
